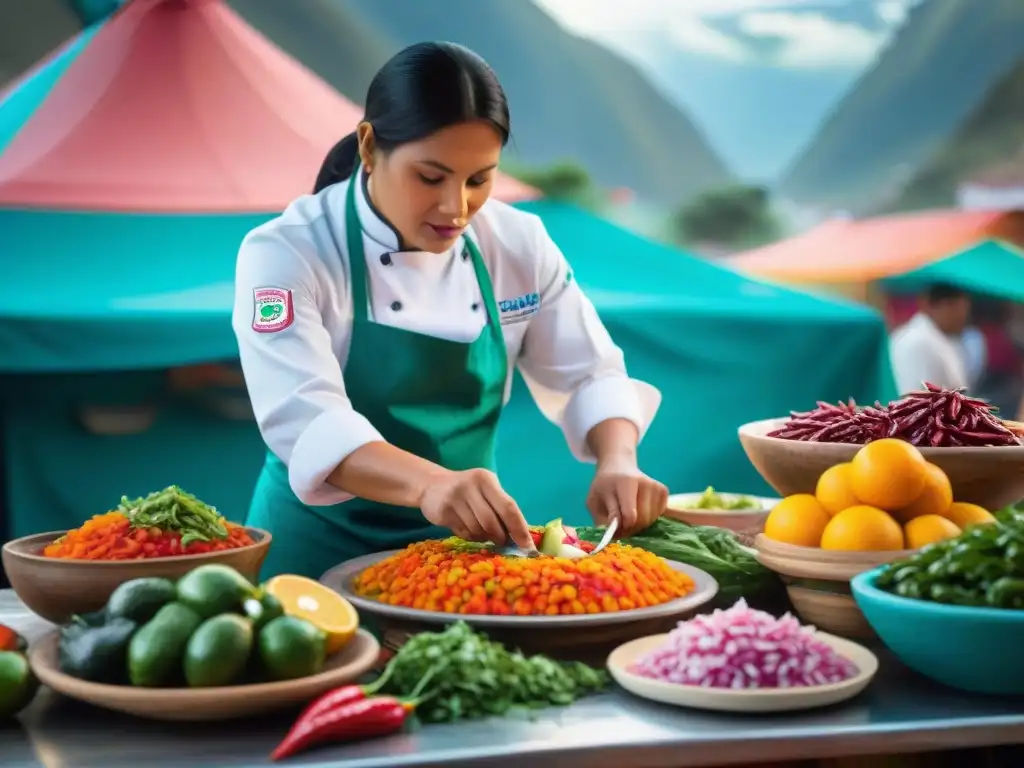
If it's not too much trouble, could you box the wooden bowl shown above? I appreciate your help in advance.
[2,528,271,623]
[665,492,777,544]
[754,534,915,640]
[29,628,380,721]
[739,417,1024,511]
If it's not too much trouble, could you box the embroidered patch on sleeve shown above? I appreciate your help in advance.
[252,287,294,333]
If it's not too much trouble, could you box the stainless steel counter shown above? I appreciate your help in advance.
[2,589,1022,768]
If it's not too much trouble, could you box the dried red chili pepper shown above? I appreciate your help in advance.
[771,382,1020,447]
[270,695,415,761]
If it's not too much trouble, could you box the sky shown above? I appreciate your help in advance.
[534,0,925,180]
[535,0,919,70]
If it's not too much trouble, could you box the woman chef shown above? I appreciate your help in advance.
[233,42,666,581]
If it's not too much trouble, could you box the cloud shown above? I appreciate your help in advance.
[874,0,920,26]
[535,0,901,69]
[739,11,888,68]
[667,17,750,62]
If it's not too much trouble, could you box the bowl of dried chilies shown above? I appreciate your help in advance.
[739,383,1024,512]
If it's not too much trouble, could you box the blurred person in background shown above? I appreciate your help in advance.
[971,299,1023,416]
[889,283,971,395]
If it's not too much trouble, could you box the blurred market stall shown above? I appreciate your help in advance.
[728,209,1024,297]
[0,0,895,546]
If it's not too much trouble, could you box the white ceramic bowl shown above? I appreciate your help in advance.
[608,631,878,713]
[665,492,777,538]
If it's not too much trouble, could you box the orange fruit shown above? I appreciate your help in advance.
[849,439,929,510]
[763,494,831,547]
[814,463,861,517]
[943,502,997,529]
[892,462,953,523]
[820,505,905,551]
[264,575,359,655]
[904,515,962,549]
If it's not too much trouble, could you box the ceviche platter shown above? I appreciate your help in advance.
[1,383,1023,761]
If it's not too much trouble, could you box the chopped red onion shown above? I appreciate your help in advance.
[629,599,858,689]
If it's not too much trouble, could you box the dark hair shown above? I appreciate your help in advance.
[923,282,968,304]
[313,42,510,193]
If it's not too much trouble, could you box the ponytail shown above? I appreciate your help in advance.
[313,132,360,193]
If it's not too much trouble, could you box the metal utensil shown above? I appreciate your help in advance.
[588,515,619,556]
[494,520,540,558]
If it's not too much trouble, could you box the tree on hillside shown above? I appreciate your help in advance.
[672,184,781,247]
[504,161,599,209]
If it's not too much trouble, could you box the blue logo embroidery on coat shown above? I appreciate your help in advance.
[498,292,540,321]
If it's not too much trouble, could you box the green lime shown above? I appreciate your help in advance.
[0,652,38,719]
[258,616,326,681]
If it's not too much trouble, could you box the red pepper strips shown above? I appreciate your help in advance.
[270,696,414,761]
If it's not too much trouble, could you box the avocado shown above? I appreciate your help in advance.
[258,616,326,681]
[58,617,138,684]
[106,577,177,624]
[176,564,257,619]
[184,614,253,688]
[128,602,202,687]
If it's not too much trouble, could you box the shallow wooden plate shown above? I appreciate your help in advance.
[608,631,878,713]
[28,628,380,721]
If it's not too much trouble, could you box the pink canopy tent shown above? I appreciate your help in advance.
[0,0,538,212]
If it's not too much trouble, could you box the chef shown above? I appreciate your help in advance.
[233,41,666,581]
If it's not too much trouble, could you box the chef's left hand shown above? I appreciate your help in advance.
[585,455,668,537]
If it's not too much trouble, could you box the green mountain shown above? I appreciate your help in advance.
[888,56,1024,212]
[0,0,80,87]
[230,0,733,205]
[779,0,1024,213]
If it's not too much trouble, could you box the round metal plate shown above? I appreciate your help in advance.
[320,550,719,629]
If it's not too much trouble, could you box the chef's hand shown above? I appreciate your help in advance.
[420,469,535,549]
[586,455,668,537]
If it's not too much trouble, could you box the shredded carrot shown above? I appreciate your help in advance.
[42,512,254,561]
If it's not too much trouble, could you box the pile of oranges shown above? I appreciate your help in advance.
[764,438,996,551]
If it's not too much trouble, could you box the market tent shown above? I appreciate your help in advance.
[0,0,536,212]
[882,239,1024,301]
[0,0,539,373]
[2,201,898,539]
[494,202,897,520]
[729,210,1024,283]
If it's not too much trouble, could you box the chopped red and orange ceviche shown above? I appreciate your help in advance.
[42,486,253,561]
[353,539,694,616]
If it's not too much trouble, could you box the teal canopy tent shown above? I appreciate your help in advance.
[882,239,1024,301]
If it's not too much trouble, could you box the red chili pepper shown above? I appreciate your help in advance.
[292,684,369,724]
[270,695,413,761]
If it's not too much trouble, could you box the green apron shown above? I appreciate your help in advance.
[245,172,508,582]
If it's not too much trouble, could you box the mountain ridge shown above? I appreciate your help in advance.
[779,0,1024,213]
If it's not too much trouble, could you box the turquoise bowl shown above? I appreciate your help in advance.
[851,567,1024,696]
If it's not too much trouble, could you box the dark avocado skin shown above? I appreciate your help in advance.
[59,617,138,684]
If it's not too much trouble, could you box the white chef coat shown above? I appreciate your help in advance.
[889,312,970,395]
[233,173,661,506]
